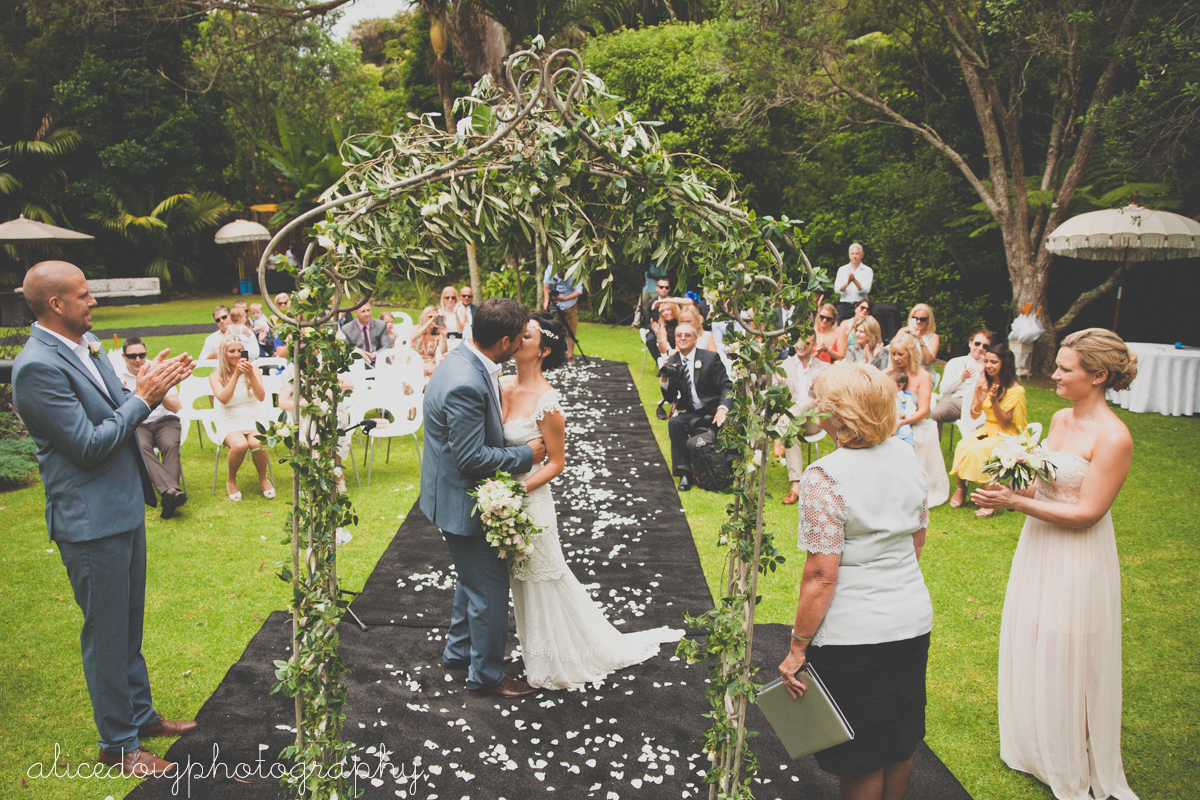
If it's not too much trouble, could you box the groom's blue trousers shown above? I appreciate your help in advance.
[442,531,509,691]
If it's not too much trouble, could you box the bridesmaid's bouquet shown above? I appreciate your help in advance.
[981,423,1057,490]
[470,471,540,564]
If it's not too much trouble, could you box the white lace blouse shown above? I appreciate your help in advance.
[799,437,933,647]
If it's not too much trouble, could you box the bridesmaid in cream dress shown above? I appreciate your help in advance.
[974,328,1139,800]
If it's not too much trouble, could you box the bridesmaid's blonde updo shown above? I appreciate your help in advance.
[1060,328,1138,391]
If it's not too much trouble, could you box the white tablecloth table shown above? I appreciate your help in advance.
[1107,342,1200,416]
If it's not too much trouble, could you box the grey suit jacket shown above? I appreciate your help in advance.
[420,345,534,537]
[12,326,155,542]
[342,317,389,353]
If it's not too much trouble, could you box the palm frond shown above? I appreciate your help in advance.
[173,191,233,237]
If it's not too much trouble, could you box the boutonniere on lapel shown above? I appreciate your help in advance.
[693,359,702,371]
[87,340,103,360]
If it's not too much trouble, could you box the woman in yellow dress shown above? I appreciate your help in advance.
[950,341,1025,516]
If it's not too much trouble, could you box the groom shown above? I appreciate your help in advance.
[420,298,546,699]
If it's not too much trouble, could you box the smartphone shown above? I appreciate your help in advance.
[239,349,250,361]
[437,313,445,326]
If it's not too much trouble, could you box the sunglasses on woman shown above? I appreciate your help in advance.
[818,315,835,322]
[912,315,929,322]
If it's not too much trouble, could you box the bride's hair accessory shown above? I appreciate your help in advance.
[540,329,560,340]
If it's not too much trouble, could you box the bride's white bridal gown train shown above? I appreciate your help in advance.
[505,389,683,690]
[998,451,1138,800]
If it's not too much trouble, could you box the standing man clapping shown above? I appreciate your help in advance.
[12,261,197,777]
[834,243,873,323]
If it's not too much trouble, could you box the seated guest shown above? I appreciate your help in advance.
[116,337,187,519]
[889,333,950,507]
[227,307,255,343]
[813,303,848,363]
[412,306,448,378]
[270,292,291,327]
[342,301,389,366]
[932,329,993,438]
[380,311,400,348]
[459,286,477,322]
[837,299,872,347]
[898,303,940,386]
[950,342,1025,516]
[438,285,469,339]
[678,305,717,351]
[660,322,733,492]
[649,300,681,363]
[772,337,826,504]
[249,302,272,356]
[845,316,888,370]
[208,336,274,501]
[888,368,916,446]
[777,363,931,800]
[200,305,232,360]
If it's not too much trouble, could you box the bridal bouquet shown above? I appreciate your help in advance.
[470,472,540,564]
[981,423,1057,490]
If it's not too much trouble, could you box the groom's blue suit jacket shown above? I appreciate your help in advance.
[420,344,534,537]
[13,325,156,542]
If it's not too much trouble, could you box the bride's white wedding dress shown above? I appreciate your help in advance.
[504,387,683,690]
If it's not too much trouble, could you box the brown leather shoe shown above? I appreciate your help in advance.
[782,488,799,505]
[140,714,198,738]
[466,675,537,699]
[97,746,177,778]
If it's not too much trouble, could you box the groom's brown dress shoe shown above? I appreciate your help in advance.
[466,676,537,699]
[140,714,198,738]
[97,746,177,778]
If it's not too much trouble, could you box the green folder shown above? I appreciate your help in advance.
[756,664,855,759]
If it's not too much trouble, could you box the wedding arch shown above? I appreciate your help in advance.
[256,46,822,800]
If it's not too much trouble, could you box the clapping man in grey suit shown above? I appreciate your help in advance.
[12,262,197,778]
[420,298,546,699]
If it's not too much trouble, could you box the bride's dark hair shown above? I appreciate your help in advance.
[531,313,569,370]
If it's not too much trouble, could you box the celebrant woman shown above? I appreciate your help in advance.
[778,364,932,800]
[974,328,1139,800]
[502,315,681,689]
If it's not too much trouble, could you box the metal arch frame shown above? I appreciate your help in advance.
[257,48,816,758]
[255,47,813,334]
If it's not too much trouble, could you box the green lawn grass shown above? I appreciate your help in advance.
[2,301,1196,799]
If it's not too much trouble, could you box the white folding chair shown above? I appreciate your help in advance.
[176,375,215,450]
[357,370,424,487]
[803,428,827,466]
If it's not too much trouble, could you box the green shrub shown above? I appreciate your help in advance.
[0,438,36,488]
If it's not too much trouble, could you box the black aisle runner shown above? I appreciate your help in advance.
[129,360,970,800]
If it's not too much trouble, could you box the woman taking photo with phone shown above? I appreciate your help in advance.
[209,336,273,501]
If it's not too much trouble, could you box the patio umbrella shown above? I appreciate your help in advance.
[213,219,271,244]
[0,216,95,244]
[214,220,273,292]
[1044,202,1200,328]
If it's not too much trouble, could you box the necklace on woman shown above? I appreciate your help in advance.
[1071,411,1099,422]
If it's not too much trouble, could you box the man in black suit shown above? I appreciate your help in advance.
[659,323,733,491]
[342,301,389,366]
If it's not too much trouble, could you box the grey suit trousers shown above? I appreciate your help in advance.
[441,531,509,691]
[57,525,157,755]
[136,417,183,495]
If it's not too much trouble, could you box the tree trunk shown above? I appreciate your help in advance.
[466,241,481,301]
[448,4,506,82]
[505,251,521,303]
[429,12,456,133]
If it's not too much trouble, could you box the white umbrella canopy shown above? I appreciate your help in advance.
[213,219,271,244]
[1045,203,1200,261]
[0,216,94,243]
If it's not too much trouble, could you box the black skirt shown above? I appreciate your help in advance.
[805,632,930,776]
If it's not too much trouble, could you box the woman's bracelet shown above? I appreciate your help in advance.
[791,631,813,644]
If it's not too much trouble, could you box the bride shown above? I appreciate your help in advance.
[501,314,682,690]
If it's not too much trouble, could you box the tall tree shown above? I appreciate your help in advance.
[731,0,1193,371]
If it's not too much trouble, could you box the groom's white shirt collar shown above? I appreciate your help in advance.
[465,340,502,404]
[36,323,118,404]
